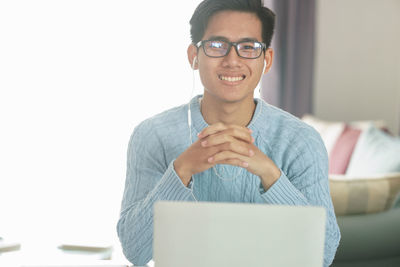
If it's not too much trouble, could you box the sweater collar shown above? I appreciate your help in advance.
[190,94,263,134]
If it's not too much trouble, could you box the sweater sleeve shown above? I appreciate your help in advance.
[117,122,193,266]
[259,129,341,267]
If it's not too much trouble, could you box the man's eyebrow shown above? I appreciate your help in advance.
[207,36,230,42]
[207,36,260,42]
[238,37,260,43]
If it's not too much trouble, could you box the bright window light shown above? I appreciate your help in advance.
[0,0,202,261]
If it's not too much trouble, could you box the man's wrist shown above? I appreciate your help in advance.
[260,166,281,191]
[173,159,192,186]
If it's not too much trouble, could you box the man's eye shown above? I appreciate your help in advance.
[209,41,224,49]
[243,45,255,50]
[240,43,257,50]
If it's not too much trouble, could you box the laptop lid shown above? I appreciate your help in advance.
[153,201,326,267]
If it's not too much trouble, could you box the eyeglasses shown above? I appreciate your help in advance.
[196,39,266,59]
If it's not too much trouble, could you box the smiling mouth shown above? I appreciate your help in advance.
[218,75,246,82]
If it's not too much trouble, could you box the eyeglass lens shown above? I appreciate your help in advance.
[203,40,263,59]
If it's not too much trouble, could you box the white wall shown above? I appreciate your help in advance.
[314,0,400,134]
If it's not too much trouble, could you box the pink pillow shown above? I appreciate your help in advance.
[329,126,361,174]
[301,115,345,155]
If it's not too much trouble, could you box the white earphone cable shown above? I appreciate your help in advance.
[188,56,197,201]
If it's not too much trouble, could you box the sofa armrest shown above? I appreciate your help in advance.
[335,208,400,261]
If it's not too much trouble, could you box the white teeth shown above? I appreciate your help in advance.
[219,75,244,82]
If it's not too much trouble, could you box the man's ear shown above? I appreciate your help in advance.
[187,44,198,70]
[263,48,274,74]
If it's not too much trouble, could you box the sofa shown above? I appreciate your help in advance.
[302,115,400,266]
[333,208,400,267]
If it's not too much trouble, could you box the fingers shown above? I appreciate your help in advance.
[199,124,254,145]
[201,132,254,150]
[198,123,253,143]
[217,158,249,168]
[197,122,229,138]
[203,138,254,157]
[194,123,256,170]
[208,151,250,168]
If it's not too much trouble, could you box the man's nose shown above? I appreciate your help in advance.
[222,46,241,67]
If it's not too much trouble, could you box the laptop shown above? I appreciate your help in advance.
[153,201,326,267]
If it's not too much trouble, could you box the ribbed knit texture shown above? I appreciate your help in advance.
[117,95,340,266]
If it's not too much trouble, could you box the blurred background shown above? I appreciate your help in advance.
[0,0,399,265]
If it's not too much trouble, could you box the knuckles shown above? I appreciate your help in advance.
[214,122,226,129]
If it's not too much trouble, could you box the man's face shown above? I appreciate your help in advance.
[193,11,272,104]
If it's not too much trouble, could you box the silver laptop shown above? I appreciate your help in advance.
[153,201,326,267]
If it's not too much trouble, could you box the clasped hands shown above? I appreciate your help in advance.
[174,123,281,190]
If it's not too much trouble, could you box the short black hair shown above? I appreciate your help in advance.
[189,0,275,47]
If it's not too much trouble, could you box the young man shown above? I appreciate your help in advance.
[117,0,340,266]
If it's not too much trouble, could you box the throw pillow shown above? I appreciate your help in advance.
[330,173,400,215]
[301,115,345,155]
[349,120,388,131]
[329,125,362,175]
[346,125,400,176]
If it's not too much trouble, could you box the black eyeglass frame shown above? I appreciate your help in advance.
[196,39,267,59]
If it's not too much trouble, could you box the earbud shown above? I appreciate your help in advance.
[192,56,197,70]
